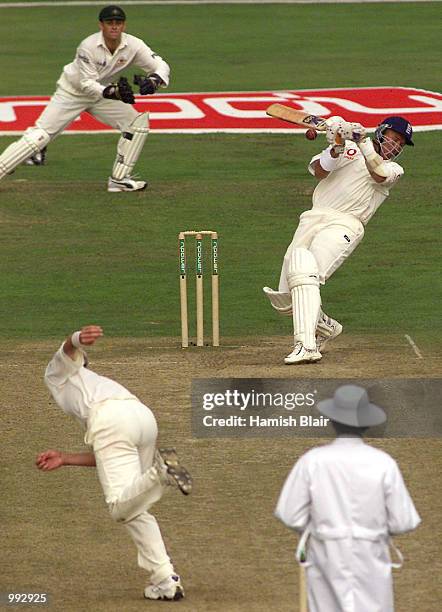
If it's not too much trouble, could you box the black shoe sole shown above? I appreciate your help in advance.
[159,448,193,495]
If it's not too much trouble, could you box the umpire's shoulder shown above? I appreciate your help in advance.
[359,442,400,471]
[372,442,398,460]
[300,442,331,462]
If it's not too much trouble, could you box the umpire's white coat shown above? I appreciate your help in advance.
[275,437,421,612]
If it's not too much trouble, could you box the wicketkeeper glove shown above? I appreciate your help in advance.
[103,77,135,104]
[134,73,163,95]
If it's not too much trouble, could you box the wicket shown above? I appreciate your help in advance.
[299,564,308,612]
[179,230,219,348]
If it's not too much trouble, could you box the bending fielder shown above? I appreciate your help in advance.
[264,115,414,364]
[36,325,192,601]
[0,5,170,192]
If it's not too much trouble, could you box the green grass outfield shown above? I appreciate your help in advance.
[0,2,441,343]
[2,2,441,93]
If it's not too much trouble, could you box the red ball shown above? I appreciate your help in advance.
[305,129,317,140]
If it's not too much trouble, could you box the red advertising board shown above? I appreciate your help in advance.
[1,87,441,134]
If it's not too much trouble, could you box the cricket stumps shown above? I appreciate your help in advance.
[179,230,219,348]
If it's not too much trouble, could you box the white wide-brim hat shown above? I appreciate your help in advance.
[317,384,386,427]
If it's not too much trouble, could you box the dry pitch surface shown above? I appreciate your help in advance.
[2,334,441,611]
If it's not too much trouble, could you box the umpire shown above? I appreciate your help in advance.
[275,385,421,612]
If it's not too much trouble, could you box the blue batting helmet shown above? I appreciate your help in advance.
[375,116,414,146]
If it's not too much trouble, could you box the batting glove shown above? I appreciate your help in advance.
[337,121,367,143]
[325,116,345,145]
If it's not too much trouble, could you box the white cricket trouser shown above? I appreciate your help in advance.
[279,207,365,291]
[86,398,175,585]
[36,86,139,139]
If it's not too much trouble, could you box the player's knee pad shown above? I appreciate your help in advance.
[287,247,319,291]
[112,112,149,180]
[23,127,51,152]
[0,127,50,178]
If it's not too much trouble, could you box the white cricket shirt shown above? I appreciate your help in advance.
[57,32,170,99]
[308,142,404,225]
[44,344,137,428]
[275,437,420,612]
[275,436,421,538]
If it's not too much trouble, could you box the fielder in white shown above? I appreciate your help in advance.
[36,325,192,601]
[0,5,170,192]
[264,115,414,364]
[275,385,421,612]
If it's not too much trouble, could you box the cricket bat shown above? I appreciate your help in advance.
[266,103,344,144]
[266,104,329,131]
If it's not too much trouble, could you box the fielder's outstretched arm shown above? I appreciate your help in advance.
[62,325,103,360]
[36,449,96,471]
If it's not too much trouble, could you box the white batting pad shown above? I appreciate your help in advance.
[287,248,320,350]
[317,309,339,337]
[112,112,149,180]
[263,287,292,316]
[0,128,50,180]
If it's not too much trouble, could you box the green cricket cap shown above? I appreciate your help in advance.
[99,5,126,22]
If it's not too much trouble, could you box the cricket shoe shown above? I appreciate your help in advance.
[316,317,343,353]
[24,147,47,166]
[284,342,322,365]
[107,176,147,192]
[144,575,184,601]
[155,448,193,495]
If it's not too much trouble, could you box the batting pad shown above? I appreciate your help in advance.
[112,112,149,180]
[287,248,320,350]
[317,309,339,337]
[263,287,292,316]
[0,128,50,179]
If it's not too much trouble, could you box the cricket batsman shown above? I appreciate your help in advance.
[0,5,170,192]
[264,115,414,364]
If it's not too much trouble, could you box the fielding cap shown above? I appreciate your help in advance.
[377,116,414,146]
[99,5,126,22]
